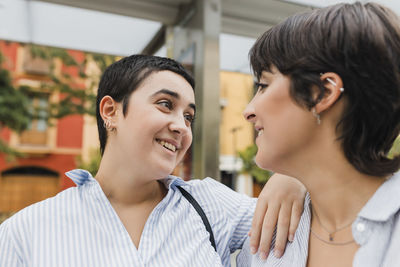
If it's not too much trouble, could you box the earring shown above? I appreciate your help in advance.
[312,108,321,125]
[103,119,115,131]
[323,75,345,93]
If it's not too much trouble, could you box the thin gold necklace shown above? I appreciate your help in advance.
[311,205,355,245]
[310,228,355,246]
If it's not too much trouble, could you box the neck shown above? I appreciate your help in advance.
[281,137,385,231]
[306,168,383,231]
[95,150,167,206]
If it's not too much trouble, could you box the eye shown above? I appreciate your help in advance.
[255,82,268,92]
[184,113,195,124]
[157,100,173,109]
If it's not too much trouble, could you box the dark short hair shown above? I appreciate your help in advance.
[250,2,400,176]
[96,55,195,155]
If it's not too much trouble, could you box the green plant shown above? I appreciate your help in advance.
[0,43,118,158]
[29,44,97,118]
[0,51,31,158]
[238,144,271,184]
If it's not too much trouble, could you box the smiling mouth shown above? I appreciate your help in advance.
[156,139,177,152]
[257,129,264,137]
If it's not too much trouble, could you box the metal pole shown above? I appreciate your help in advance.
[168,0,221,180]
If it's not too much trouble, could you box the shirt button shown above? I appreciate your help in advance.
[356,223,365,232]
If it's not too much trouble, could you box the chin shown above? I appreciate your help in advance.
[255,154,269,170]
[255,153,278,172]
[153,165,175,179]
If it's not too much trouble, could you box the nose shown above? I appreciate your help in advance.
[169,114,190,136]
[243,102,256,122]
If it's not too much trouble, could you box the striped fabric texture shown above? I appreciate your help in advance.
[0,169,256,267]
[237,171,400,267]
[237,194,311,267]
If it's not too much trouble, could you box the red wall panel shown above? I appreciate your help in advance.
[57,114,84,148]
[0,153,78,190]
[0,41,19,72]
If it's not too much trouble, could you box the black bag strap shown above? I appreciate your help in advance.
[177,185,217,252]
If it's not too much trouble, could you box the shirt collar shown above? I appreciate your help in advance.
[65,169,96,186]
[159,175,189,189]
[358,171,400,222]
[65,169,189,189]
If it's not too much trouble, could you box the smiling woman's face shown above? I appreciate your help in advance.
[114,70,195,179]
[243,67,317,172]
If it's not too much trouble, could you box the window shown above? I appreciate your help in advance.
[19,93,49,146]
[22,46,51,75]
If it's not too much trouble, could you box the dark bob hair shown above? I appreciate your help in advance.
[96,55,194,155]
[250,2,400,177]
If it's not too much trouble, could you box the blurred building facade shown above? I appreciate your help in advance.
[0,41,89,222]
[219,72,255,194]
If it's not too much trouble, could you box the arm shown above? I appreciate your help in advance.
[250,173,306,259]
[192,173,305,257]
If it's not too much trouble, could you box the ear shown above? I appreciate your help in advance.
[314,72,344,114]
[99,95,118,125]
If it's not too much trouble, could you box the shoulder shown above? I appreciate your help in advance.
[185,177,256,208]
[186,176,226,188]
[383,211,400,265]
[186,177,231,193]
[186,177,250,198]
[176,176,256,228]
[358,171,400,222]
[0,185,83,263]
[353,172,400,266]
[1,185,81,231]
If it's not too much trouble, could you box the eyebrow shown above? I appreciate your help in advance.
[189,103,196,113]
[152,89,196,112]
[152,89,179,99]
[261,71,273,79]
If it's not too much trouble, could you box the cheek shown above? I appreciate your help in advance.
[260,88,305,131]
[182,132,193,152]
[253,92,314,169]
[175,133,192,164]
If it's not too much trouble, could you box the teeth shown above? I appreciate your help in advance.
[159,140,176,152]
[258,129,264,136]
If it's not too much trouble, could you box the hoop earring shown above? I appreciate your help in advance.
[103,119,115,131]
[312,108,321,125]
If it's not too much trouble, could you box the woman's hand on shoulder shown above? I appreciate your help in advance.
[250,173,306,260]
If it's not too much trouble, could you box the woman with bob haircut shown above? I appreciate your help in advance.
[238,2,400,266]
[0,54,306,266]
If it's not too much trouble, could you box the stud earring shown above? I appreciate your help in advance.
[312,108,321,125]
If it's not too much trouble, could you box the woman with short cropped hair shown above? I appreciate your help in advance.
[239,2,400,266]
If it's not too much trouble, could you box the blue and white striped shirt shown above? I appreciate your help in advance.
[0,169,256,267]
[237,171,400,267]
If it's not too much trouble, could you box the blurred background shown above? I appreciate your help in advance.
[1,0,400,223]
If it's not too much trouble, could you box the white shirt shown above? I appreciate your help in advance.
[0,169,256,267]
[237,171,400,267]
